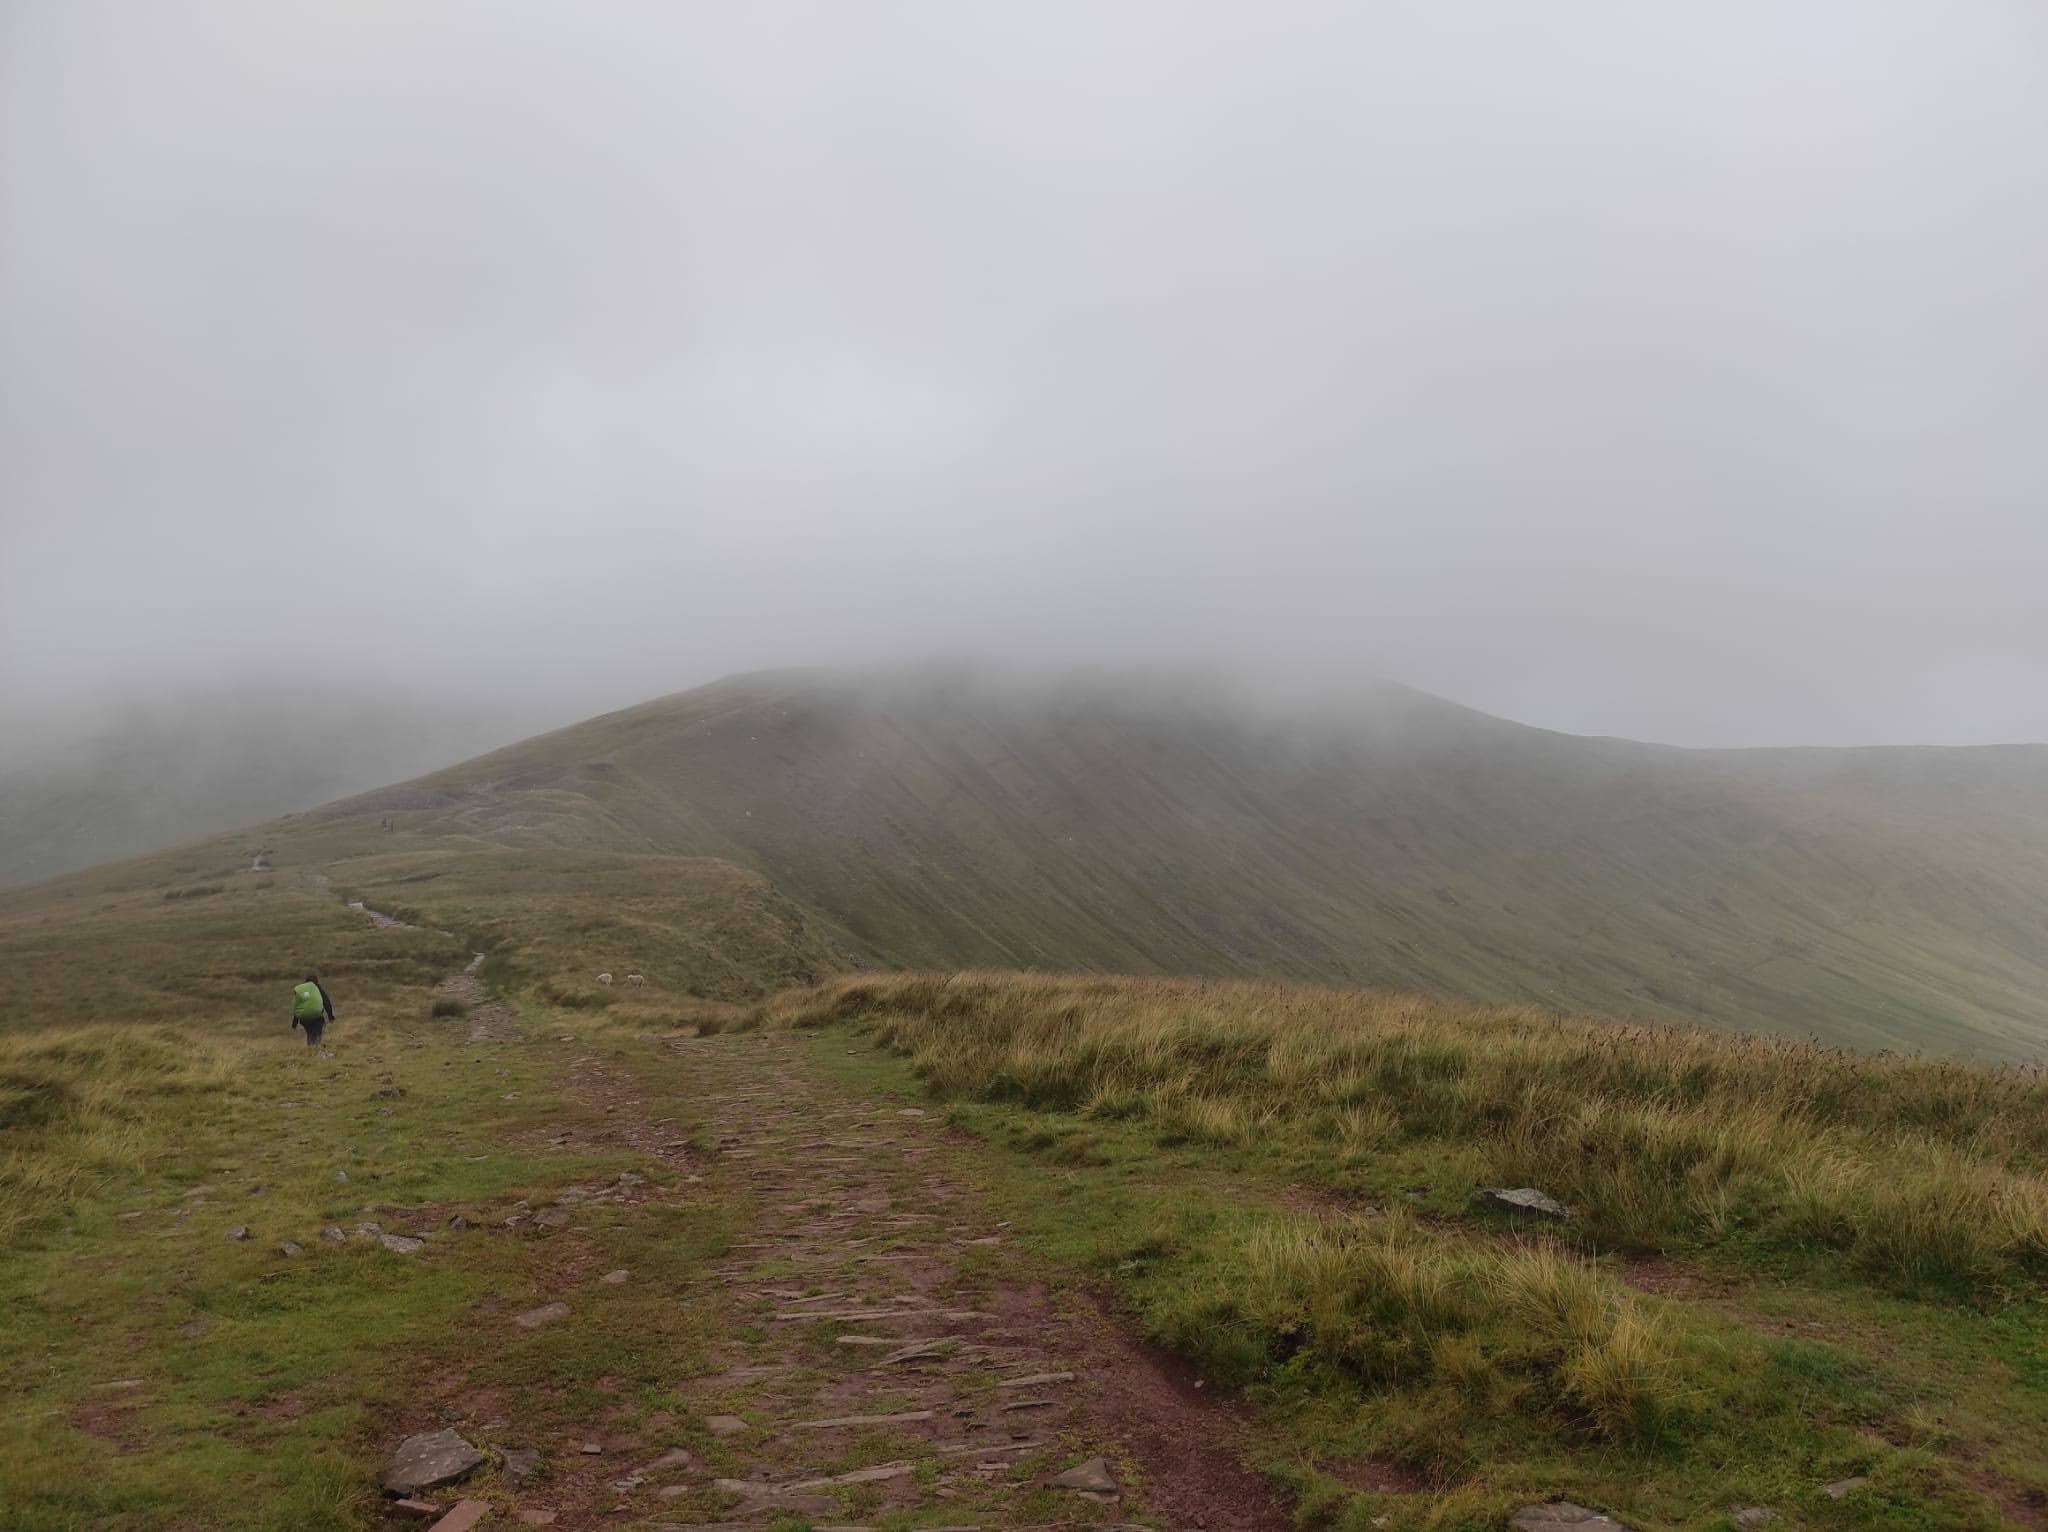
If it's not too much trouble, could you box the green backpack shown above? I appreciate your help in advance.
[292,981,325,1022]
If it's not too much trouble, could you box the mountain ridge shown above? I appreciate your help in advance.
[9,667,2047,1057]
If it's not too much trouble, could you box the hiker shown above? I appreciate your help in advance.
[291,973,336,1052]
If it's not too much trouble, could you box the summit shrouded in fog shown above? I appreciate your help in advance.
[6,2,2048,750]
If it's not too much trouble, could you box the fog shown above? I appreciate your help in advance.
[6,2,2047,751]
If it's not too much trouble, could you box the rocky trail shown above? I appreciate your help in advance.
[384,1009,1287,1531]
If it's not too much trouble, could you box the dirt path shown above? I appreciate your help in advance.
[563,1028,1289,1530]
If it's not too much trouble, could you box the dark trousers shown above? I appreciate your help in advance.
[296,1017,326,1047]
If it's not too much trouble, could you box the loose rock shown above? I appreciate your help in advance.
[1732,1511,1779,1530]
[380,1428,487,1496]
[228,1225,251,1241]
[1823,1477,1870,1500]
[279,1241,304,1257]
[425,1500,489,1532]
[500,1447,540,1485]
[705,1414,747,1438]
[513,1301,570,1329]
[600,1269,628,1284]
[1508,1505,1634,1531]
[1049,1457,1119,1496]
[1471,1187,1570,1219]
[321,1225,347,1245]
[380,1234,426,1255]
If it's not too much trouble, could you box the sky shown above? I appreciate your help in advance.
[4,1,2047,749]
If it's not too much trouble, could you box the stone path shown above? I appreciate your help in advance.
[436,951,522,1041]
[615,1030,1288,1531]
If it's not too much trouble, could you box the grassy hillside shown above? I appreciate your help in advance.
[10,667,2047,1055]
[778,971,2048,1530]
[221,668,2048,1059]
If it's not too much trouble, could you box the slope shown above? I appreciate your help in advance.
[9,667,2046,1056]
[240,667,2048,1059]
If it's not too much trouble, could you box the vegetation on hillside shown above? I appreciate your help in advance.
[789,972,2048,1527]
[774,973,2048,1294]
[287,669,2048,1057]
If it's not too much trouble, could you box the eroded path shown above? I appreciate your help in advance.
[574,1028,1287,1531]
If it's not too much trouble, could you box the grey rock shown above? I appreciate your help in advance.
[600,1269,629,1285]
[1732,1510,1778,1530]
[705,1414,747,1437]
[514,1301,571,1329]
[534,1206,572,1230]
[320,1225,347,1245]
[228,1225,251,1241]
[1049,1457,1119,1495]
[279,1240,304,1258]
[1823,1477,1870,1500]
[1471,1187,1570,1220]
[1508,1505,1634,1532]
[379,1234,426,1255]
[447,1215,470,1231]
[500,1447,540,1484]
[335,1170,348,1183]
[380,1428,487,1495]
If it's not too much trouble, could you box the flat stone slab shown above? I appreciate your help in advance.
[1472,1187,1570,1220]
[380,1234,426,1255]
[1049,1456,1118,1494]
[1823,1478,1870,1500]
[381,1429,487,1495]
[705,1415,748,1437]
[426,1500,489,1532]
[1509,1504,1635,1531]
[998,1371,1075,1388]
[513,1301,570,1329]
[796,1409,936,1429]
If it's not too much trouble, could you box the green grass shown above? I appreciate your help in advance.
[770,973,2048,1298]
[796,999,2048,1531]
[0,866,751,1529]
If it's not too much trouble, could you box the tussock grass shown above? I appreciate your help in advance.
[0,1026,240,1238]
[772,972,2048,1294]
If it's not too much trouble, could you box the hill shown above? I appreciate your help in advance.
[9,667,2047,1055]
[313,668,2048,1057]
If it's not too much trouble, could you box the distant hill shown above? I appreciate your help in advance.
[10,669,2048,1056]
[0,687,550,888]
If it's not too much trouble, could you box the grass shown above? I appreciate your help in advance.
[770,973,2048,1299]
[798,1004,2048,1530]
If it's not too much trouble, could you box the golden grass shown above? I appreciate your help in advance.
[771,971,2048,1291]
[0,1025,243,1238]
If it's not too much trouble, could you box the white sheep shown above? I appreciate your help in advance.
[596,972,613,986]
[625,973,646,987]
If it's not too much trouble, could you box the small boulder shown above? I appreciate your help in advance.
[1049,1456,1119,1496]
[380,1428,487,1496]
[279,1240,304,1258]
[389,1499,440,1520]
[1471,1187,1570,1220]
[600,1269,628,1285]
[1823,1477,1870,1500]
[380,1234,426,1256]
[1732,1510,1779,1530]
[320,1225,347,1245]
[500,1447,540,1485]
[447,1215,470,1231]
[1509,1505,1634,1531]
[227,1225,251,1241]
[705,1415,747,1438]
[514,1301,570,1329]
